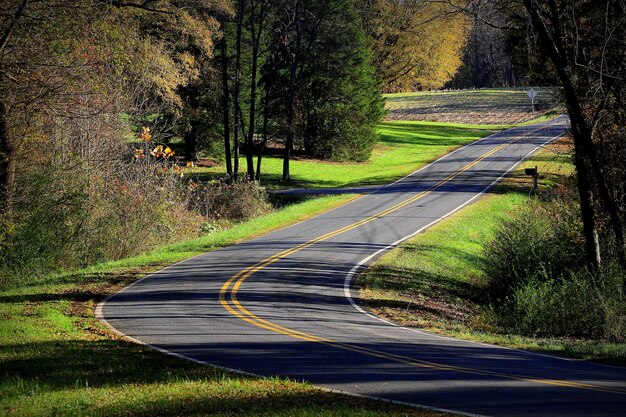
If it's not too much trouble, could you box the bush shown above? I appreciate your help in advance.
[510,267,625,340]
[483,189,626,341]
[0,149,205,287]
[189,180,272,223]
[482,199,584,304]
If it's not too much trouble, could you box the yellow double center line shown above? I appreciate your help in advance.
[219,123,626,396]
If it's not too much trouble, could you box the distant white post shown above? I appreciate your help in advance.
[527,88,537,113]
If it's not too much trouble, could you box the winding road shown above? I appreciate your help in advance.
[98,116,626,417]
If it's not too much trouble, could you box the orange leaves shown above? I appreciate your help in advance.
[139,126,152,142]
[150,145,175,159]
[150,145,164,158]
[134,134,190,180]
[164,147,175,158]
[172,164,183,178]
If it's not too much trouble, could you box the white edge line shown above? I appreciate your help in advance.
[95,299,478,417]
[316,387,488,417]
[343,128,618,366]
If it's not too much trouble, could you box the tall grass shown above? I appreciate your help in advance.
[483,193,626,341]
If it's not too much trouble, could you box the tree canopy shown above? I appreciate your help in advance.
[356,0,469,92]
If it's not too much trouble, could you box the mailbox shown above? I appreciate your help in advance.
[525,167,537,176]
[524,166,538,196]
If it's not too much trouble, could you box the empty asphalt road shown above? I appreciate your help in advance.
[99,116,626,417]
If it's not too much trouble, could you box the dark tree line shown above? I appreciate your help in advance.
[498,0,625,274]
[198,0,384,183]
[515,0,626,271]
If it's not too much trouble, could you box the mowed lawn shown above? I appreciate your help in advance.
[192,121,508,189]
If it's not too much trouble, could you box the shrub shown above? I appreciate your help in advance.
[482,199,584,304]
[483,188,626,341]
[0,146,205,287]
[189,180,272,223]
[510,267,625,340]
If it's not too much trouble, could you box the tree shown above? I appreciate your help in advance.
[297,3,383,161]
[513,0,626,269]
[447,1,526,89]
[0,0,227,217]
[356,0,469,92]
[264,0,383,181]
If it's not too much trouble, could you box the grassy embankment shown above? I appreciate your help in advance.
[2,119,510,416]
[357,138,626,365]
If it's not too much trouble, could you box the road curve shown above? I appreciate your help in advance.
[98,116,626,417]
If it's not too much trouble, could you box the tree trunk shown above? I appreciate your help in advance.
[283,60,296,182]
[233,0,245,180]
[0,101,15,217]
[571,132,602,267]
[246,3,263,180]
[0,0,28,57]
[220,36,233,179]
[184,123,197,162]
[256,87,270,182]
[520,0,625,268]
[282,4,302,183]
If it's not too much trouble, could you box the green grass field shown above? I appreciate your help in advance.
[357,139,626,365]
[191,121,508,189]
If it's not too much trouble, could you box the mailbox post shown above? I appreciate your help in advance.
[525,166,538,196]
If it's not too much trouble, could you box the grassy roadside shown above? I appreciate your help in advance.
[1,193,452,416]
[191,121,506,189]
[357,138,626,366]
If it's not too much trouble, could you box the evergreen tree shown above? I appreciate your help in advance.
[264,0,383,176]
[298,1,383,161]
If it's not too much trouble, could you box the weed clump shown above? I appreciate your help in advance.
[0,138,272,288]
[189,180,272,224]
[483,193,626,341]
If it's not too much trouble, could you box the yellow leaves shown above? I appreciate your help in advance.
[186,161,194,168]
[139,126,151,142]
[164,147,175,158]
[360,0,469,92]
[150,145,164,158]
[136,141,184,179]
[149,145,175,159]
